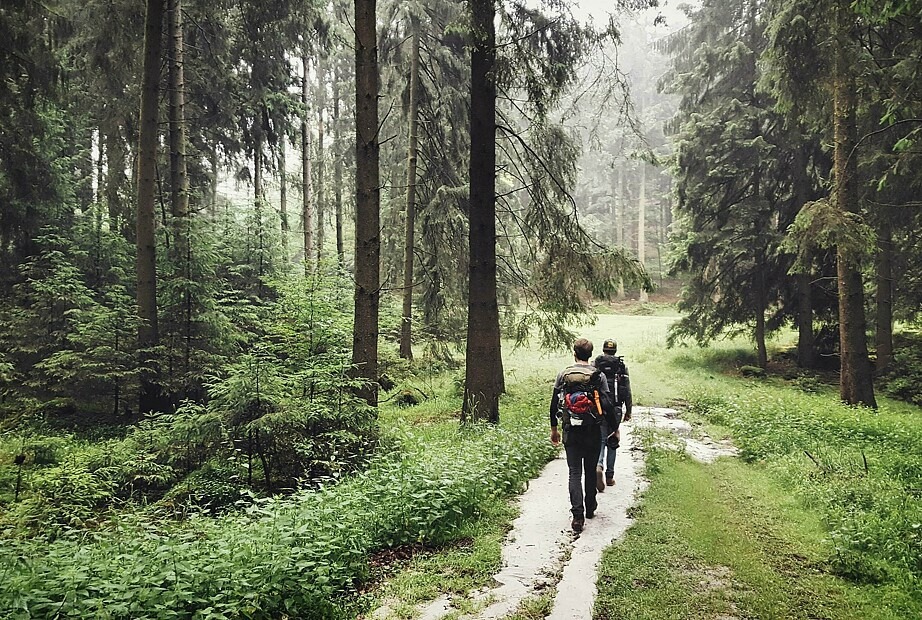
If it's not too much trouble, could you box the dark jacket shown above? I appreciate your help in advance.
[593,353,632,411]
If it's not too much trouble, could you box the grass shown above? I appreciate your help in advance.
[372,312,922,620]
[595,446,920,619]
[358,499,517,619]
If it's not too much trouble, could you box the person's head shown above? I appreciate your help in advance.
[603,339,617,355]
[573,338,593,362]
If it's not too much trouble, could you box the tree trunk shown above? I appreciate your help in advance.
[301,53,314,273]
[463,0,501,425]
[875,214,893,376]
[617,166,625,298]
[833,8,876,408]
[136,0,166,414]
[333,63,345,266]
[353,0,381,407]
[399,26,421,360]
[755,259,767,368]
[796,273,816,368]
[638,160,648,302]
[167,0,189,222]
[280,139,288,233]
[316,59,327,264]
[209,146,218,217]
[168,0,191,393]
[793,144,816,368]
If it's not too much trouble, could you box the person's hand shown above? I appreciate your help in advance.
[623,411,632,423]
[550,428,561,446]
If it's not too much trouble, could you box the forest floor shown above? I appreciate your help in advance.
[371,407,737,620]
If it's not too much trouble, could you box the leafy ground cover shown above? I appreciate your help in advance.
[0,400,556,619]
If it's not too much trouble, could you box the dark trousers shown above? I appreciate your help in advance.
[563,425,602,518]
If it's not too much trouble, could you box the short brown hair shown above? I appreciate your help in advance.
[573,338,593,362]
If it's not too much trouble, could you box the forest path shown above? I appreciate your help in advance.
[393,407,737,620]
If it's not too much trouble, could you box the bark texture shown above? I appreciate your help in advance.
[400,26,421,360]
[301,53,314,273]
[137,0,166,413]
[833,8,876,407]
[875,216,893,376]
[352,0,381,406]
[463,0,502,424]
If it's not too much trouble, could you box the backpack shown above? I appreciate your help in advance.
[595,354,627,404]
[557,365,604,429]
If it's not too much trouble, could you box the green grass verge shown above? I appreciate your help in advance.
[595,444,921,620]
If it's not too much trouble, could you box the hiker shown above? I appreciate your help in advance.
[593,339,633,490]
[550,337,614,533]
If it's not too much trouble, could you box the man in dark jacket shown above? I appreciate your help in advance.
[593,339,633,488]
[550,338,614,533]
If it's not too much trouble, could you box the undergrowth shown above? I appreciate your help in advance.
[0,410,556,619]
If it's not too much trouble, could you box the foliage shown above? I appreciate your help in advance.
[0,232,141,416]
[783,198,877,271]
[0,411,556,619]
[878,331,922,406]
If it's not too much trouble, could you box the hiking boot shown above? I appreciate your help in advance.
[595,464,605,492]
[586,508,595,519]
[606,477,615,487]
[571,516,585,533]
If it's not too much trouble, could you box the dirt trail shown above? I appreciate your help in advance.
[376,407,736,620]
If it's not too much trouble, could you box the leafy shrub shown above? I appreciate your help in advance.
[879,331,922,406]
[0,411,556,619]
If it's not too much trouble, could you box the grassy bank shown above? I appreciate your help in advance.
[595,447,919,619]
[587,312,922,619]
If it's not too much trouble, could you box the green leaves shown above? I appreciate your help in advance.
[783,198,877,271]
[0,409,556,619]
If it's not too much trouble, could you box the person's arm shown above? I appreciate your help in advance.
[621,364,633,421]
[550,376,562,445]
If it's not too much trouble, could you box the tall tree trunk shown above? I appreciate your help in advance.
[105,121,128,236]
[167,0,188,222]
[316,60,327,264]
[301,53,314,273]
[353,0,381,407]
[168,0,191,392]
[638,160,648,302]
[96,129,105,207]
[333,63,345,266]
[796,273,815,368]
[254,134,266,286]
[833,7,876,408]
[755,257,767,368]
[617,166,625,298]
[209,146,218,217]
[463,0,501,425]
[793,145,815,368]
[279,139,288,233]
[137,0,166,414]
[399,25,421,360]
[875,214,893,376]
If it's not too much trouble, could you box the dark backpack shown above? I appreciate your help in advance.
[557,365,604,429]
[595,354,627,404]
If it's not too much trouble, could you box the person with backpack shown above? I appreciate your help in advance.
[593,339,633,490]
[550,337,615,533]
